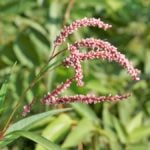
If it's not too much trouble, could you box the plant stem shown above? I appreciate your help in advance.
[48,47,67,62]
[2,49,66,135]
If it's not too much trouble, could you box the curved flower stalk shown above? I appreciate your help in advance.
[40,17,140,106]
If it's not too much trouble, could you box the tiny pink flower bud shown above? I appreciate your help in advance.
[22,99,34,117]
[22,105,31,117]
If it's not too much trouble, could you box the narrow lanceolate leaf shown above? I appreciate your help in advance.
[36,114,72,150]
[6,108,72,134]
[144,51,150,75]
[112,116,128,144]
[1,109,71,147]
[0,74,9,112]
[11,131,60,150]
[102,104,122,150]
[62,118,95,148]
[0,62,16,113]
[13,43,34,68]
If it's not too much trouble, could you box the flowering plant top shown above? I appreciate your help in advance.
[40,17,140,106]
[23,17,140,116]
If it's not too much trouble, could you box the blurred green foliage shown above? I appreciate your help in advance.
[0,0,150,149]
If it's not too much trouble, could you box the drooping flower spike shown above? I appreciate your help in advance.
[54,17,111,47]
[64,38,140,81]
[42,93,131,105]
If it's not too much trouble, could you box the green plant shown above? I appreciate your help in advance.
[0,0,149,149]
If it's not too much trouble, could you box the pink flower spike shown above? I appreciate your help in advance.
[67,38,140,81]
[41,77,74,104]
[70,46,83,86]
[42,93,131,105]
[54,18,112,47]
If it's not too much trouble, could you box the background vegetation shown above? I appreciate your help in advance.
[0,0,150,149]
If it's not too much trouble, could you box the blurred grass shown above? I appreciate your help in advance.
[0,0,150,149]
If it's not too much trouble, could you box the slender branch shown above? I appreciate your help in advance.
[48,47,67,62]
[49,46,56,61]
[2,49,65,135]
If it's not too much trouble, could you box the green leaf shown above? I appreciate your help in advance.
[112,116,128,144]
[127,112,143,133]
[62,118,95,148]
[36,114,72,150]
[144,50,150,75]
[105,0,124,11]
[0,134,19,148]
[128,125,150,143]
[0,62,16,113]
[103,103,113,128]
[6,108,72,134]
[86,80,108,93]
[14,16,48,38]
[1,109,71,147]
[12,130,60,150]
[0,0,35,15]
[0,75,9,112]
[41,114,72,142]
[71,103,98,122]
[126,143,150,150]
[102,104,122,150]
[13,43,34,68]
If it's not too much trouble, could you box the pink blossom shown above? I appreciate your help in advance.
[54,18,111,47]
[42,93,131,105]
[40,17,140,106]
[22,99,34,117]
[22,104,31,117]
[65,46,83,86]
[73,38,117,53]
[41,77,74,104]
[64,38,140,81]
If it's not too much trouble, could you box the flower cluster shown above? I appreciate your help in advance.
[42,93,131,105]
[40,17,140,106]
[64,38,140,82]
[54,17,111,47]
[41,77,74,105]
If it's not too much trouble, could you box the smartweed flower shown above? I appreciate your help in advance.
[41,17,140,106]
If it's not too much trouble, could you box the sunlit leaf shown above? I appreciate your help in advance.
[112,116,128,143]
[62,118,95,148]
[12,130,60,150]
[6,108,72,134]
[127,112,143,133]
[128,125,150,143]
[36,114,72,150]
